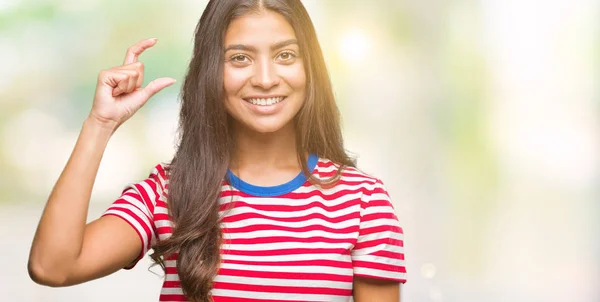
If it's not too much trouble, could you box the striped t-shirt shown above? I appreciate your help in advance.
[102,154,407,301]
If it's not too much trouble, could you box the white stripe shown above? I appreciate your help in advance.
[155,219,174,229]
[361,218,400,229]
[219,189,363,207]
[222,203,361,219]
[160,287,184,295]
[358,230,404,243]
[362,205,396,216]
[351,243,404,256]
[222,217,360,230]
[365,192,391,203]
[364,182,388,194]
[222,241,352,251]
[155,206,169,215]
[137,180,158,205]
[352,254,406,267]
[221,253,351,262]
[119,195,151,216]
[315,165,337,173]
[223,229,358,240]
[338,175,380,182]
[353,267,406,281]
[112,199,151,222]
[157,233,172,240]
[210,288,350,301]
[163,260,353,276]
[293,183,367,195]
[213,274,352,290]
[155,168,167,194]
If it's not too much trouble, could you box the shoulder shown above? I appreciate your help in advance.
[314,157,387,193]
[120,162,171,206]
[138,162,170,188]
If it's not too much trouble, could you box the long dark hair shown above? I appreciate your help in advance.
[150,1,355,301]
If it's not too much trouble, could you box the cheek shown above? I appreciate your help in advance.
[280,64,306,91]
[223,66,250,96]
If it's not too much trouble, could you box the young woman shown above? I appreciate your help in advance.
[28,0,406,301]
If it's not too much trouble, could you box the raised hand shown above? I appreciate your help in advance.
[89,38,176,131]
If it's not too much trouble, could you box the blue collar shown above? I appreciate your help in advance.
[226,153,319,197]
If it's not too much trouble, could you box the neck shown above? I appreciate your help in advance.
[229,121,300,171]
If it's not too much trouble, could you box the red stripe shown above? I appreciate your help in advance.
[213,297,305,302]
[353,260,407,273]
[142,178,157,213]
[355,237,403,249]
[222,247,349,256]
[163,281,180,287]
[371,250,405,260]
[155,213,170,220]
[225,236,354,245]
[158,294,187,301]
[361,212,398,222]
[218,268,353,282]
[157,226,173,235]
[316,169,376,180]
[164,258,355,272]
[359,224,403,236]
[223,223,359,234]
[133,182,155,214]
[363,198,394,208]
[221,258,352,269]
[163,266,352,287]
[316,160,337,169]
[218,198,361,213]
[213,281,352,296]
[111,199,150,221]
[222,211,359,224]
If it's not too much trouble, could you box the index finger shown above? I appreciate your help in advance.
[123,38,158,65]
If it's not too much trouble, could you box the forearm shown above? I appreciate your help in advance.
[29,117,115,279]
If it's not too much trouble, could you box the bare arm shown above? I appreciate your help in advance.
[353,276,401,302]
[27,117,141,286]
[27,38,176,287]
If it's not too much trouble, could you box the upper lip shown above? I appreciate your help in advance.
[243,95,286,100]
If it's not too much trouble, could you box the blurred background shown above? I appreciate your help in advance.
[1,0,598,301]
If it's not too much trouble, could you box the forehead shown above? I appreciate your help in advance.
[224,10,297,47]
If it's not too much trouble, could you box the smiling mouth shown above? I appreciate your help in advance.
[243,96,287,106]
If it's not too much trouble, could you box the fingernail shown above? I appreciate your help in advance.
[150,37,158,42]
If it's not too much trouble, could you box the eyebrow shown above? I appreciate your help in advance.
[224,39,298,53]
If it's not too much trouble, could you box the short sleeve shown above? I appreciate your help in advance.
[351,178,407,283]
[101,163,167,269]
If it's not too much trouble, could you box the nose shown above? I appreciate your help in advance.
[250,58,280,90]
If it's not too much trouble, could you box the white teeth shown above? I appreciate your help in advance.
[247,97,284,106]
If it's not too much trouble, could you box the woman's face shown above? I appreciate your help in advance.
[223,10,306,134]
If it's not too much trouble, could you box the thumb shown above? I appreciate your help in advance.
[141,77,177,100]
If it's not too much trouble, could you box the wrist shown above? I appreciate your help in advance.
[85,114,119,133]
[84,115,118,136]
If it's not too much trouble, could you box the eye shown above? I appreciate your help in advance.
[230,54,250,63]
[277,51,297,61]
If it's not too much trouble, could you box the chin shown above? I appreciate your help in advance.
[246,122,289,134]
